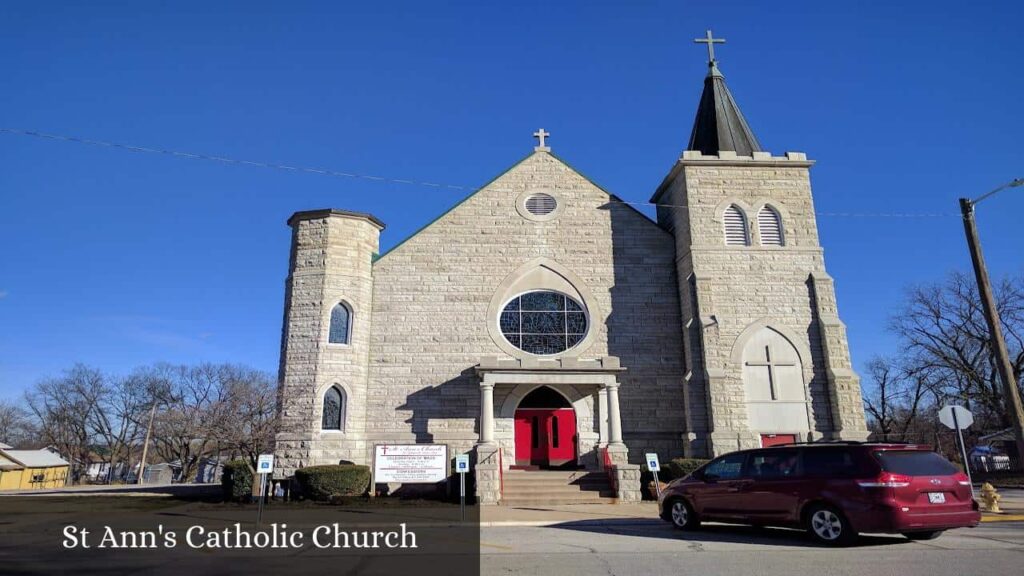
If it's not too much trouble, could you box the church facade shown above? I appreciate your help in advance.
[274,51,869,503]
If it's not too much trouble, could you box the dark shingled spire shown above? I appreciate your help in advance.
[686,62,763,156]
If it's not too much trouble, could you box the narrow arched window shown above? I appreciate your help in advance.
[322,386,345,431]
[723,205,750,246]
[328,302,352,344]
[758,206,784,246]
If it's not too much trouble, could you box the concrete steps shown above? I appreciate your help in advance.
[501,470,616,506]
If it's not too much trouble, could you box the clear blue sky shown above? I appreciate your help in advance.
[1,1,1022,401]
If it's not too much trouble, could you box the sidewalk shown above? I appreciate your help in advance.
[480,493,1024,527]
[982,487,1024,522]
[480,502,661,527]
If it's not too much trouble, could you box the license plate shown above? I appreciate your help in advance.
[928,492,946,504]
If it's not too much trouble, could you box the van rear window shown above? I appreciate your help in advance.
[873,450,958,475]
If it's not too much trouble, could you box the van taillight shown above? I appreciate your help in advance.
[857,472,911,488]
[954,472,971,486]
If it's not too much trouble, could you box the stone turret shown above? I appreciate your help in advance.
[274,209,384,478]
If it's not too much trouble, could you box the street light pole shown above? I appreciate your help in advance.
[959,178,1024,467]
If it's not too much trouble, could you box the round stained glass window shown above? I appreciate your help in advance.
[499,291,588,355]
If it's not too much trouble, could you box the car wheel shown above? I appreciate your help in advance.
[806,505,856,546]
[667,498,700,530]
[903,530,944,541]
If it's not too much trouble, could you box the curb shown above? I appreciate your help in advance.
[980,513,1024,522]
[480,519,665,528]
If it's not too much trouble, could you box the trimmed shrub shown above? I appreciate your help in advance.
[295,464,371,501]
[221,459,254,502]
[666,458,710,481]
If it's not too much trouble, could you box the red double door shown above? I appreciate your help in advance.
[514,408,576,467]
[760,433,797,447]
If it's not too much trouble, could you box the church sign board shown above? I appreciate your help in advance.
[373,444,449,484]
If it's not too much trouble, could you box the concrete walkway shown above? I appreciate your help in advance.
[481,502,661,526]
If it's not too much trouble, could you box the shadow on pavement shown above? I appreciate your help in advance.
[0,484,222,499]
[549,520,913,548]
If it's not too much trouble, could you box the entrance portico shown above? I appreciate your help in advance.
[473,356,640,504]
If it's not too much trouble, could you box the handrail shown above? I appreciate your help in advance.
[498,447,504,501]
[601,446,616,492]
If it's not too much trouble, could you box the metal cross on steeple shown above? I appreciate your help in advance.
[694,29,726,67]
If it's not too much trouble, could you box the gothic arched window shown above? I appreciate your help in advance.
[322,386,346,431]
[758,206,784,246]
[328,302,352,344]
[723,205,750,246]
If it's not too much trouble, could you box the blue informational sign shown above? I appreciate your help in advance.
[257,454,275,474]
[455,454,470,473]
[645,452,660,472]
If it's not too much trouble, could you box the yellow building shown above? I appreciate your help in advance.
[0,444,70,490]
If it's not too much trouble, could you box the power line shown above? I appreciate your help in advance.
[0,127,477,192]
[1,127,958,218]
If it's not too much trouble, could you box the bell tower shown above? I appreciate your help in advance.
[654,31,868,456]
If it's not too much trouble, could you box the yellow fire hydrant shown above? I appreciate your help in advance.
[979,482,1001,513]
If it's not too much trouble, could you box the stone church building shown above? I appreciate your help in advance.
[274,48,868,503]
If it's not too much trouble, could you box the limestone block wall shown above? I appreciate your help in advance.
[364,151,688,467]
[275,210,382,478]
[655,152,867,455]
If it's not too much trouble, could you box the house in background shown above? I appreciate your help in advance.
[0,443,70,490]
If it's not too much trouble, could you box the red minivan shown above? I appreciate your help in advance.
[658,442,980,545]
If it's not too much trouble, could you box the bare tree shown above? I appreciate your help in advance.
[151,363,233,483]
[863,357,904,438]
[213,365,278,469]
[23,365,100,482]
[890,271,1024,432]
[83,374,150,482]
[863,357,933,440]
[0,399,35,448]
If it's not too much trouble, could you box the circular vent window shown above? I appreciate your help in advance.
[525,193,556,215]
[516,190,562,221]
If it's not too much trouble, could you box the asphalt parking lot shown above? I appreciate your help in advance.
[481,520,1024,576]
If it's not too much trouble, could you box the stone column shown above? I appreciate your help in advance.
[480,382,496,445]
[606,382,624,447]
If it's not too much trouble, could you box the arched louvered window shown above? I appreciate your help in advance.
[328,302,352,344]
[723,205,750,246]
[757,206,784,246]
[322,386,346,431]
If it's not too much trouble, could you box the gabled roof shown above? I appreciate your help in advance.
[0,442,11,450]
[373,150,665,262]
[0,448,70,468]
[686,63,762,156]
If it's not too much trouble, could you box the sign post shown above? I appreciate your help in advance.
[938,405,974,497]
[645,453,662,500]
[455,454,470,522]
[256,454,274,526]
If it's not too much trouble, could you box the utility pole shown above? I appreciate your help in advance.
[137,402,157,485]
[959,178,1024,467]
